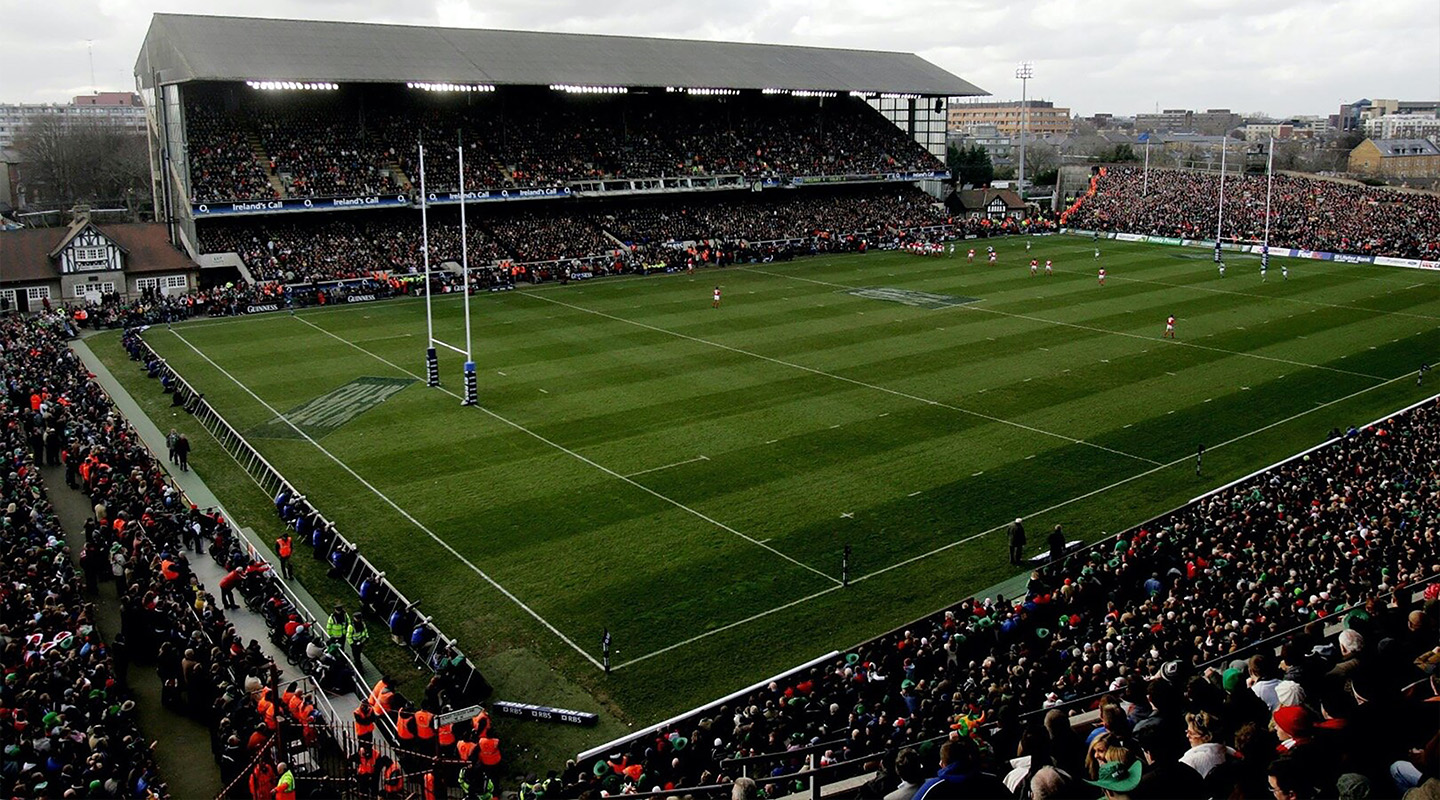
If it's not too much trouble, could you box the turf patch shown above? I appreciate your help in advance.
[846,287,979,309]
[254,376,415,439]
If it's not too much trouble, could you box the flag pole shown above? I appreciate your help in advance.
[1141,134,1150,197]
[1214,138,1227,264]
[1262,136,1275,272]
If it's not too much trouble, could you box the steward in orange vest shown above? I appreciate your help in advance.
[478,735,501,767]
[380,757,405,798]
[414,709,436,741]
[354,702,376,739]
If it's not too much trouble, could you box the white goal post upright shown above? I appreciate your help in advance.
[420,140,439,387]
[418,134,479,404]
[458,133,477,406]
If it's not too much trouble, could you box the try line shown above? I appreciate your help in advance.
[162,327,609,671]
[288,315,842,590]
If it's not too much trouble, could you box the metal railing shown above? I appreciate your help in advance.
[131,333,492,709]
[574,390,1440,797]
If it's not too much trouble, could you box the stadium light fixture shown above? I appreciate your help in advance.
[763,88,837,98]
[246,80,338,91]
[879,93,921,100]
[406,82,495,93]
[677,87,739,96]
[549,84,629,94]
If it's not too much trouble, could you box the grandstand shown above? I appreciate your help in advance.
[134,13,980,285]
[84,13,1440,800]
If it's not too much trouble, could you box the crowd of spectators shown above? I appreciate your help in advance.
[251,101,404,199]
[184,105,279,205]
[1065,167,1440,260]
[568,406,1440,799]
[196,188,964,283]
[3,308,350,798]
[183,92,942,203]
[0,313,168,797]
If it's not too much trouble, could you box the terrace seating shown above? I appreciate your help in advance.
[1065,166,1440,260]
[567,402,1440,799]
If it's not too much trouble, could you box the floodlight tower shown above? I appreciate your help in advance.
[1016,62,1033,196]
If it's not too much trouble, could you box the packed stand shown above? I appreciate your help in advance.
[0,313,170,798]
[196,188,958,283]
[568,405,1440,799]
[183,90,943,202]
[184,104,278,205]
[252,102,404,199]
[1066,166,1440,260]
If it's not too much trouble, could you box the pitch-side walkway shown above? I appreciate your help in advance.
[70,337,368,720]
[41,464,221,799]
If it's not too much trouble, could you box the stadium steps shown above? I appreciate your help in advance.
[246,131,288,199]
[386,161,414,193]
[600,228,628,250]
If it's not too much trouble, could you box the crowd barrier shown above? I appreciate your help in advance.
[571,389,1440,798]
[129,332,494,711]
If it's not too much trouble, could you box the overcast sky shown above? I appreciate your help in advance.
[2,0,1436,116]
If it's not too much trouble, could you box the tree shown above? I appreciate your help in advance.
[946,143,995,188]
[1108,143,1140,163]
[1024,142,1060,182]
[14,112,149,207]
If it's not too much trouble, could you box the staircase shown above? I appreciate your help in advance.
[247,132,287,198]
[385,160,413,194]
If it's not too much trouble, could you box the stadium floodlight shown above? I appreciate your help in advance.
[789,89,838,98]
[684,87,739,96]
[879,92,921,100]
[549,84,629,94]
[1015,62,1033,196]
[406,82,495,93]
[246,80,338,91]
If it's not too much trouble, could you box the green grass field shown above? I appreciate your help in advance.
[111,235,1440,760]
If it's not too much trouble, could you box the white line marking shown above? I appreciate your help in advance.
[165,327,609,670]
[739,267,1385,381]
[843,366,1416,591]
[765,439,778,444]
[1122,423,1132,428]
[840,512,854,519]
[624,454,710,478]
[1025,454,1036,459]
[289,317,843,590]
[829,424,841,429]
[496,371,507,376]
[538,388,549,394]
[908,491,922,497]
[1066,261,1440,322]
[521,289,1161,466]
[351,332,415,344]
[971,471,984,476]
[878,413,890,417]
